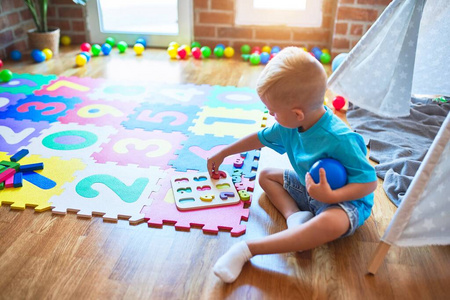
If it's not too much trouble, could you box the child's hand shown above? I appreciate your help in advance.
[207,153,225,178]
[305,168,334,203]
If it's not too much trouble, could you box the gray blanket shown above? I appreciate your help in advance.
[346,97,450,206]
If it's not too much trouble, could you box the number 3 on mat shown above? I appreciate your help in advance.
[76,174,149,203]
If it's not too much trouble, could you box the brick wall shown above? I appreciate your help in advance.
[0,0,87,60]
[1,0,392,61]
[331,0,392,56]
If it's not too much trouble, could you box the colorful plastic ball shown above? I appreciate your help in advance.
[101,43,112,55]
[191,41,201,49]
[134,43,145,55]
[201,46,212,58]
[215,44,225,50]
[169,41,179,49]
[251,46,261,54]
[0,59,3,68]
[270,46,281,54]
[105,37,116,47]
[322,48,330,54]
[320,52,331,64]
[80,43,91,52]
[309,158,347,190]
[260,52,270,64]
[0,69,13,82]
[249,53,261,65]
[135,38,147,48]
[332,96,346,110]
[75,54,87,67]
[241,54,250,61]
[192,47,201,59]
[213,46,224,58]
[31,49,46,63]
[181,45,191,56]
[301,47,308,52]
[313,49,322,60]
[261,45,271,53]
[117,41,128,53]
[311,47,321,53]
[241,44,251,54]
[177,47,187,59]
[332,53,348,72]
[91,44,102,56]
[270,53,277,60]
[42,48,53,60]
[167,46,178,59]
[80,51,91,62]
[60,35,71,46]
[10,50,22,61]
[224,46,234,58]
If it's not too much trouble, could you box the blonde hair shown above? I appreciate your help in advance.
[256,47,327,111]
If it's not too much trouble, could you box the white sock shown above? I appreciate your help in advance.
[213,241,253,283]
[286,211,314,229]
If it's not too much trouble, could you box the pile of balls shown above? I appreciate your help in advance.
[74,37,147,67]
[310,47,331,64]
[167,41,237,60]
[240,44,281,65]
[9,48,53,64]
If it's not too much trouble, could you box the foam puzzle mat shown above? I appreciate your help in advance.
[0,74,267,236]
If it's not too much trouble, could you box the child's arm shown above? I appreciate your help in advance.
[305,168,377,204]
[207,132,264,177]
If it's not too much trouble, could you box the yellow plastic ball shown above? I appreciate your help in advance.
[169,41,179,49]
[61,35,71,46]
[179,45,191,56]
[75,54,87,67]
[261,45,271,53]
[302,47,308,52]
[224,47,235,58]
[42,48,53,60]
[134,43,145,55]
[167,46,178,59]
[322,48,330,54]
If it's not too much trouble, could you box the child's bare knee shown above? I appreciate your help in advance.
[316,209,350,237]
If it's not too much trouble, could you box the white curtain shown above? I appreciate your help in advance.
[328,0,450,118]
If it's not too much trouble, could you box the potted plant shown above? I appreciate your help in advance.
[24,0,88,55]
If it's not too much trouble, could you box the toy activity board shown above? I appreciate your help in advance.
[0,73,267,236]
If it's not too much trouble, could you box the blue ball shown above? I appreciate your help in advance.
[332,53,348,72]
[260,52,270,64]
[215,43,225,50]
[10,50,22,61]
[271,46,281,54]
[31,49,46,63]
[309,158,347,190]
[80,51,91,62]
[136,38,147,48]
[101,43,112,55]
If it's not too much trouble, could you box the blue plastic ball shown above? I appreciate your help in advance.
[271,46,281,54]
[136,38,147,48]
[31,49,46,63]
[10,50,22,61]
[260,52,270,64]
[332,53,349,72]
[309,158,347,190]
[101,43,112,55]
[80,51,91,62]
[215,43,225,50]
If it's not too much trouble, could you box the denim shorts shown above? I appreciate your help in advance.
[283,169,359,238]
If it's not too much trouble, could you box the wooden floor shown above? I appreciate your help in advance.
[1,47,449,300]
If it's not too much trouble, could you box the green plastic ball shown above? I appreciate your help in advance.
[201,46,212,58]
[105,37,116,47]
[191,41,201,49]
[249,53,261,65]
[91,44,102,56]
[213,46,224,58]
[320,52,331,64]
[117,41,128,53]
[241,44,251,54]
[0,69,13,82]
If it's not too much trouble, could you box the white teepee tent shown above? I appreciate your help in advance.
[327,0,450,274]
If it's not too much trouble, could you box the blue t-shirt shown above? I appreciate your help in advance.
[257,106,377,226]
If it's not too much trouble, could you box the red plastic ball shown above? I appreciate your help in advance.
[0,59,3,68]
[80,43,91,52]
[192,47,201,59]
[270,53,277,60]
[251,46,260,54]
[332,96,346,110]
[177,48,187,59]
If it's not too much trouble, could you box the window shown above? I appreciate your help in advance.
[235,0,323,27]
[86,0,193,47]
